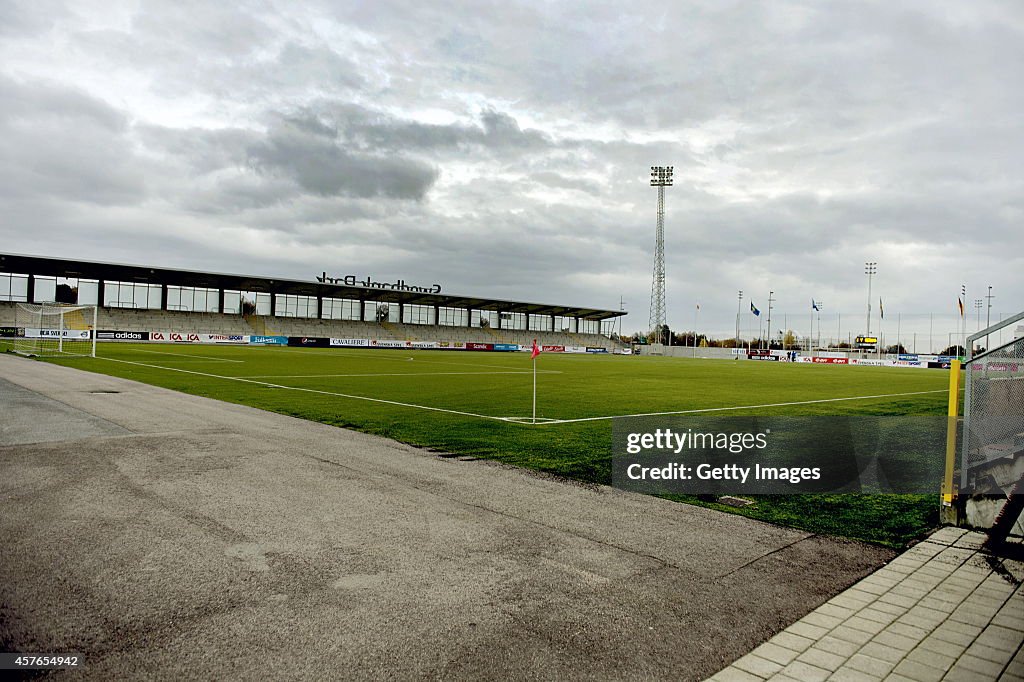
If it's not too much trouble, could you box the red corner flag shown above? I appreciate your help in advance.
[531,338,541,360]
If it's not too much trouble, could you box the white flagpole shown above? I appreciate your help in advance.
[532,354,537,424]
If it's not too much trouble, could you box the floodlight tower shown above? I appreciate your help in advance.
[864,262,877,334]
[735,290,743,347]
[985,286,994,349]
[649,166,673,344]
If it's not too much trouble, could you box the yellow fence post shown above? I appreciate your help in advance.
[942,359,962,509]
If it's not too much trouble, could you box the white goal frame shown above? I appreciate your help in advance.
[12,302,97,358]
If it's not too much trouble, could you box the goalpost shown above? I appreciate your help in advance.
[12,303,97,358]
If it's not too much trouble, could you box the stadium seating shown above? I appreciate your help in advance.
[0,302,621,350]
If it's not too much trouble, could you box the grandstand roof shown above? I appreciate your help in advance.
[0,253,626,321]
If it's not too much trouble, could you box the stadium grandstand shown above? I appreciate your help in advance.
[0,253,626,352]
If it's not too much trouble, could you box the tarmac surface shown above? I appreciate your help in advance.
[0,352,893,680]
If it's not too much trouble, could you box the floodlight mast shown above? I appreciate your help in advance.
[649,166,673,345]
[736,290,743,348]
[985,286,994,349]
[864,262,877,335]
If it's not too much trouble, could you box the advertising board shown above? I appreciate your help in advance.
[96,330,150,341]
[329,338,370,347]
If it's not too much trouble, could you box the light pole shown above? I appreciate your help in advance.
[649,166,672,345]
[864,262,877,335]
[766,291,775,350]
[816,301,823,349]
[961,284,967,355]
[974,300,983,352]
[985,286,994,350]
[736,290,743,349]
[617,296,625,340]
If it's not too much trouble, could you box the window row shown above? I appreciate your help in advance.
[0,275,602,332]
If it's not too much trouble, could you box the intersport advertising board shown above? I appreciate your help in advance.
[148,331,247,344]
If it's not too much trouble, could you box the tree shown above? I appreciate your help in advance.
[939,345,966,356]
[885,344,908,354]
[650,324,671,345]
[782,330,798,348]
[55,283,78,304]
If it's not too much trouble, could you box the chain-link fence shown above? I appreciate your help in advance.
[961,321,1024,496]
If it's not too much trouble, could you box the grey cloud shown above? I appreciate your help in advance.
[303,103,552,153]
[137,125,257,174]
[0,0,68,37]
[528,172,600,195]
[0,75,126,132]
[0,76,143,205]
[273,43,366,91]
[128,2,273,57]
[247,118,438,200]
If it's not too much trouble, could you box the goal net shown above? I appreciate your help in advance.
[12,303,97,358]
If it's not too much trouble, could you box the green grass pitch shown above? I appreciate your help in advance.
[19,342,954,547]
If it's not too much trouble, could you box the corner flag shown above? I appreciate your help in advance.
[530,338,540,423]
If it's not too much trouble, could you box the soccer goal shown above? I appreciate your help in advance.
[12,303,97,358]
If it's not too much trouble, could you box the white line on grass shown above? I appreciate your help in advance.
[537,389,949,424]
[239,370,562,379]
[128,349,244,362]
[97,357,512,422]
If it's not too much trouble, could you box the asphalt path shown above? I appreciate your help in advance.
[0,353,894,680]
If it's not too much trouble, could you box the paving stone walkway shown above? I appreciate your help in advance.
[709,527,1024,681]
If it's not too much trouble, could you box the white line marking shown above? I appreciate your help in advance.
[97,357,512,422]
[129,349,244,362]
[539,390,949,424]
[239,370,561,379]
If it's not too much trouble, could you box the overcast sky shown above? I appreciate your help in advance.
[1,1,1021,339]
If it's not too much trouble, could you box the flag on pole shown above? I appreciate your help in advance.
[750,302,760,316]
[530,338,540,423]
[958,297,964,317]
[696,303,700,311]
[879,297,884,320]
[812,299,819,311]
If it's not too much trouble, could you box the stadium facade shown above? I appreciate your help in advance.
[0,253,626,351]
